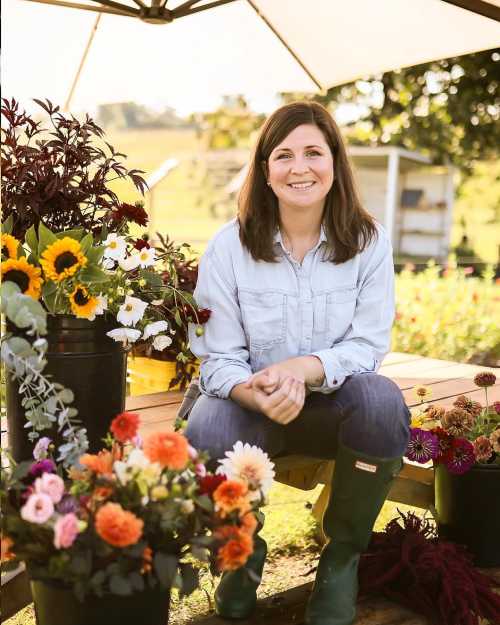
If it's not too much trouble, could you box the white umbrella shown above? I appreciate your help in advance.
[3,0,500,113]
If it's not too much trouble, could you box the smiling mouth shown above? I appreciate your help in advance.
[287,182,316,189]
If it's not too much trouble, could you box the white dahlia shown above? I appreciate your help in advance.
[217,441,275,499]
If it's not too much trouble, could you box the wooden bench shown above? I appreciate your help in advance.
[3,352,499,623]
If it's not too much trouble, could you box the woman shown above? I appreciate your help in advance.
[185,101,410,625]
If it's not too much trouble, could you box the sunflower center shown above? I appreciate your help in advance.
[55,251,78,274]
[3,269,30,292]
[74,288,89,305]
[2,245,9,259]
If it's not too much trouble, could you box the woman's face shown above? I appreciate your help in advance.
[267,123,334,215]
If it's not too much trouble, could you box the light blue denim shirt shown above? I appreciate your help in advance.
[188,218,395,399]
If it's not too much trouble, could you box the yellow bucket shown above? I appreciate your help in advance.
[128,356,199,395]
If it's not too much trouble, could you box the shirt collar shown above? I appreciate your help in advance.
[273,224,327,249]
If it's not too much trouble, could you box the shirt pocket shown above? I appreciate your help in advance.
[326,286,358,340]
[239,289,286,349]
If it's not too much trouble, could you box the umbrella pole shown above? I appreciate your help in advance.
[64,13,102,111]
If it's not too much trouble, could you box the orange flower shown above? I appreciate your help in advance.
[143,431,189,470]
[95,502,143,547]
[1,534,15,563]
[218,531,253,571]
[141,546,153,574]
[240,512,258,536]
[92,486,113,501]
[80,451,113,476]
[110,412,140,443]
[213,479,250,517]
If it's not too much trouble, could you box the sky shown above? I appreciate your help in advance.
[2,0,317,117]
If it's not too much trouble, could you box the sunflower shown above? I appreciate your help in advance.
[69,284,99,319]
[1,257,43,299]
[40,237,87,283]
[1,234,20,260]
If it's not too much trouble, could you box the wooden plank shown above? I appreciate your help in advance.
[403,378,500,405]
[125,390,184,411]
[380,352,425,366]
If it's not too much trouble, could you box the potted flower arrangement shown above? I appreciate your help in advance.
[1,98,204,459]
[405,374,500,567]
[1,407,274,625]
[128,233,211,394]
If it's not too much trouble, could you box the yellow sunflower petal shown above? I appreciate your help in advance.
[40,237,87,283]
[1,257,43,299]
[69,284,99,319]
[1,234,20,261]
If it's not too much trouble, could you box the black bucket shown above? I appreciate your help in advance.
[31,579,170,625]
[6,315,127,462]
[435,462,500,567]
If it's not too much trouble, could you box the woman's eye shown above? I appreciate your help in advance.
[276,153,290,159]
[307,151,320,157]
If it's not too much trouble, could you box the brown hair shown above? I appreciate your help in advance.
[238,101,377,263]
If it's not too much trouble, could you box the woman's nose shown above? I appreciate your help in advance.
[290,157,310,174]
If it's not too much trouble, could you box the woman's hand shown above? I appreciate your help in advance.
[251,375,306,425]
[244,356,325,395]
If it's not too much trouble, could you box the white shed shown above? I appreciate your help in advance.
[225,146,455,261]
[349,146,455,261]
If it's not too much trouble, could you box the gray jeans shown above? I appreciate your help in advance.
[185,373,410,465]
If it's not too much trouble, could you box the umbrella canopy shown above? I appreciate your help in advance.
[3,0,500,113]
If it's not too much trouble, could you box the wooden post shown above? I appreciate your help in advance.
[384,149,400,246]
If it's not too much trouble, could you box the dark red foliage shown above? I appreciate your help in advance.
[133,237,151,251]
[110,201,149,227]
[1,98,147,239]
[198,474,227,496]
[359,511,500,625]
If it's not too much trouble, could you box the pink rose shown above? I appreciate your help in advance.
[188,445,198,460]
[53,513,79,549]
[35,473,65,504]
[195,463,207,478]
[21,493,54,524]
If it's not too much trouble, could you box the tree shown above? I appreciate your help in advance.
[281,48,499,172]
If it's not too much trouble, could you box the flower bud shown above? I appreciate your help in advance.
[195,326,204,337]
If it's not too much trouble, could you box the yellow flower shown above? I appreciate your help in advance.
[1,234,20,260]
[40,237,87,282]
[414,385,431,401]
[68,284,99,319]
[1,257,43,299]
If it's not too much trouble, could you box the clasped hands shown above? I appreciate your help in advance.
[243,359,308,425]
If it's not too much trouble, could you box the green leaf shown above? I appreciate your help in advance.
[174,310,182,327]
[153,553,178,589]
[42,282,58,314]
[0,281,21,311]
[37,222,58,255]
[2,215,13,234]
[86,246,105,265]
[25,225,39,256]
[58,388,74,404]
[79,233,93,255]
[11,460,33,482]
[55,228,85,241]
[79,266,110,284]
[179,563,199,597]
[129,572,145,593]
[109,575,133,596]
[140,270,163,289]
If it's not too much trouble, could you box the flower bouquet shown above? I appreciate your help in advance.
[405,373,500,567]
[1,412,274,625]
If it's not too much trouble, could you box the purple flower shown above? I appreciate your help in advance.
[56,495,79,515]
[29,459,56,478]
[445,438,476,475]
[406,428,439,463]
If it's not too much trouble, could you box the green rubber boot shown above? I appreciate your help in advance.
[214,529,267,619]
[304,443,403,625]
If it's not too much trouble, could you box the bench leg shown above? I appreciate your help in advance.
[312,484,331,545]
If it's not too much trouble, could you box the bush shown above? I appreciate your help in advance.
[392,262,499,365]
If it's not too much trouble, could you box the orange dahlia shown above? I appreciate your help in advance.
[95,502,143,547]
[217,531,253,571]
[1,534,15,563]
[80,450,114,476]
[240,512,258,536]
[143,431,189,470]
[213,479,250,517]
[110,412,140,443]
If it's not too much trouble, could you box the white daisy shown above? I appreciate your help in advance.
[114,449,161,486]
[106,327,141,345]
[152,334,172,351]
[118,254,141,272]
[136,247,156,268]
[103,233,127,261]
[117,296,148,326]
[217,441,275,499]
[143,320,169,339]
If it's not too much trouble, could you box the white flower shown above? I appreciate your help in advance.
[180,500,195,515]
[152,299,164,306]
[152,334,172,351]
[87,295,108,321]
[106,327,141,345]
[33,437,52,460]
[143,320,169,340]
[102,258,115,270]
[217,441,275,499]
[114,449,161,486]
[103,233,127,261]
[136,247,156,268]
[117,296,148,326]
[118,255,141,272]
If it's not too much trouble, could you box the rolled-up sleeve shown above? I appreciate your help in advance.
[188,247,252,399]
[310,229,395,393]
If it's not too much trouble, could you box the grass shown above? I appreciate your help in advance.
[5,482,427,625]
